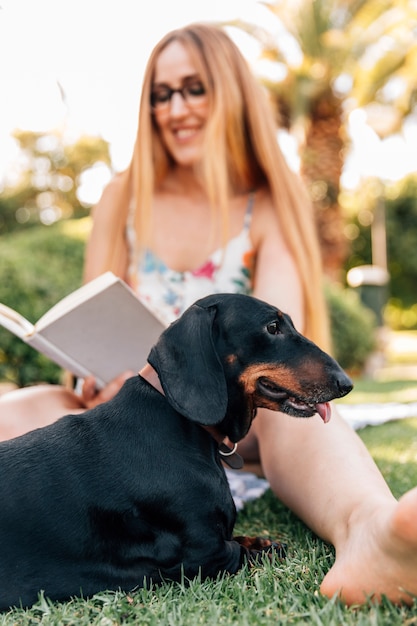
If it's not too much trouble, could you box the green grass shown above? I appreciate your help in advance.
[2,564,415,626]
[360,418,417,497]
[336,327,417,404]
[1,418,417,625]
[336,378,417,404]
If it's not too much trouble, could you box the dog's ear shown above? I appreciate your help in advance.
[148,303,227,425]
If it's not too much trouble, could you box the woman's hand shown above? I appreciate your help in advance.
[81,370,135,409]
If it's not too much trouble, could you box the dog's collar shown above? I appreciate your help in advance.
[200,425,244,470]
[138,364,244,470]
[139,363,164,395]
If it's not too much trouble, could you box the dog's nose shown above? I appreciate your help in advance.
[335,371,353,398]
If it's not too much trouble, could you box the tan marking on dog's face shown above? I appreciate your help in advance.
[239,364,304,397]
[225,354,238,366]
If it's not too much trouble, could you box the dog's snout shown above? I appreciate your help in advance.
[334,370,353,398]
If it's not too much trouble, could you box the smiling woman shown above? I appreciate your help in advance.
[149,41,210,170]
[2,21,417,609]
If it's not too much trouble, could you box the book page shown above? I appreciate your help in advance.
[36,279,166,386]
[33,272,120,332]
[0,304,34,339]
[25,333,100,383]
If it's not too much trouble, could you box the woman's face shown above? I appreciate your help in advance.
[151,40,209,167]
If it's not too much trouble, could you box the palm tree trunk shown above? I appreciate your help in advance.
[300,93,349,280]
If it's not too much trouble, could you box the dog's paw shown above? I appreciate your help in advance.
[234,535,287,564]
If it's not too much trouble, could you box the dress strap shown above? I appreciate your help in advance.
[243,192,255,230]
[126,198,139,289]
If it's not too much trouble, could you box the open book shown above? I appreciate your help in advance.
[0,272,166,389]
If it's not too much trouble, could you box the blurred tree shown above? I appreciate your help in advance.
[345,174,417,312]
[0,219,87,386]
[0,130,112,234]
[230,0,417,278]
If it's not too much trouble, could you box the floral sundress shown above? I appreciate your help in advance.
[127,194,255,326]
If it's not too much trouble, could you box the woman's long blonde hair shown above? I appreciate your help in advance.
[108,23,330,349]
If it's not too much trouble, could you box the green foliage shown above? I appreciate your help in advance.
[385,179,417,308]
[344,175,417,328]
[325,282,377,372]
[0,187,30,236]
[385,300,417,331]
[0,130,111,235]
[0,219,89,386]
[338,377,417,405]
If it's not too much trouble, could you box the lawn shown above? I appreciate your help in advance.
[2,424,417,625]
[1,332,417,624]
[2,440,416,626]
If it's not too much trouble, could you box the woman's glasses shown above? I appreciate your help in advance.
[150,80,206,112]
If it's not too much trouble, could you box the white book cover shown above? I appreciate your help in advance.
[0,272,166,389]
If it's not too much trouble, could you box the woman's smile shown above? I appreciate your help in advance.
[152,41,209,166]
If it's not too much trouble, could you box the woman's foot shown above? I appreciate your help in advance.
[321,487,417,605]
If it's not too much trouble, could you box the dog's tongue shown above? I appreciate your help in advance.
[316,402,331,423]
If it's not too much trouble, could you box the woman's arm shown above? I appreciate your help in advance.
[84,172,130,283]
[250,192,304,331]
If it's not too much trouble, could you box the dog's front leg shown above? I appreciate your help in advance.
[234,535,287,566]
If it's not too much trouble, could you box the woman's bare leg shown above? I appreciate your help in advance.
[242,405,417,605]
[0,370,133,442]
[0,385,86,441]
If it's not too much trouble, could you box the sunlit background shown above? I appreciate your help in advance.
[0,0,272,198]
[1,0,416,205]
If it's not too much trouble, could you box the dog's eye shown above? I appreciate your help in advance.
[267,321,281,335]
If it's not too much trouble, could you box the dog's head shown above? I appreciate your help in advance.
[148,294,353,442]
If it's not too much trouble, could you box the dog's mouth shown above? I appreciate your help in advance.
[257,377,332,423]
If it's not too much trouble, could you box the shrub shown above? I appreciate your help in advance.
[325,281,377,373]
[0,219,89,386]
[344,174,417,325]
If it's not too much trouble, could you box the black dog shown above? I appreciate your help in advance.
[0,294,352,610]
